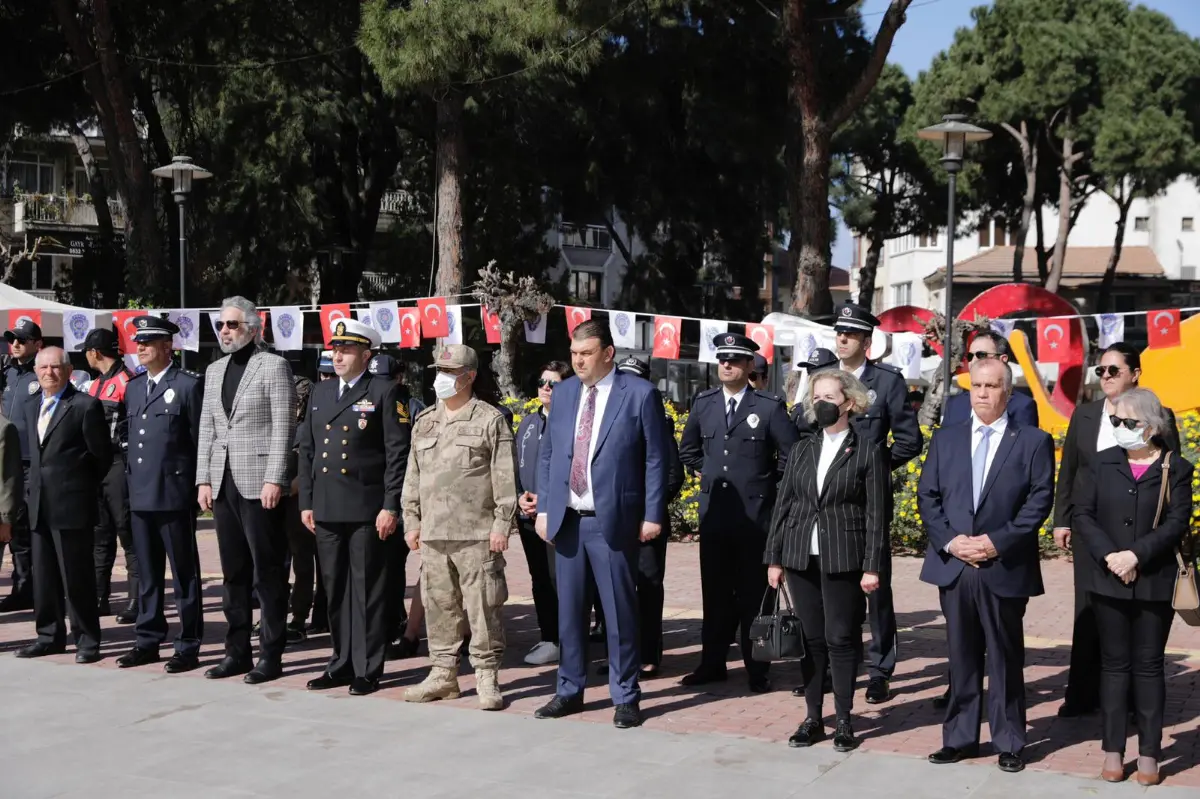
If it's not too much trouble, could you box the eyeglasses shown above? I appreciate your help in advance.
[965,351,997,362]
[1109,415,1145,431]
[537,379,559,389]
[214,320,242,331]
[1095,365,1126,379]
[716,356,751,365]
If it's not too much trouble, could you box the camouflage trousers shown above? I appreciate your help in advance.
[420,540,508,670]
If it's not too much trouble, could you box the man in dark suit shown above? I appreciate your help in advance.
[679,333,797,693]
[941,331,1039,428]
[918,357,1055,774]
[16,346,111,662]
[793,302,922,703]
[532,320,669,729]
[299,319,411,696]
[0,317,43,612]
[115,316,206,673]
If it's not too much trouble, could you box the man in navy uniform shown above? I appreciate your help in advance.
[115,316,205,673]
[300,319,411,696]
[792,301,923,704]
[679,332,798,693]
[80,327,140,623]
[0,317,43,612]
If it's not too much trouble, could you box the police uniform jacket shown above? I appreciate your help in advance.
[125,367,204,513]
[678,387,798,534]
[2,359,39,461]
[88,361,133,454]
[792,360,922,470]
[298,371,411,524]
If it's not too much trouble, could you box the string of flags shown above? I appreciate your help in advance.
[991,310,1187,363]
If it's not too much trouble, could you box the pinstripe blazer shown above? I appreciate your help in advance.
[196,349,298,499]
[764,427,889,575]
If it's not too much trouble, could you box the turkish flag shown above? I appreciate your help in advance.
[483,307,501,344]
[398,307,422,348]
[1147,309,1182,349]
[565,306,592,336]
[320,304,352,346]
[418,297,449,338]
[744,323,775,364]
[112,310,142,355]
[4,309,43,344]
[652,315,682,360]
[1035,318,1073,364]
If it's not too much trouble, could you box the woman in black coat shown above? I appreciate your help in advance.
[1072,386,1193,786]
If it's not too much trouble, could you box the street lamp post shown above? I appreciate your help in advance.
[152,155,212,313]
[917,114,992,413]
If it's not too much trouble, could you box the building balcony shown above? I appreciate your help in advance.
[558,223,614,269]
[13,194,126,233]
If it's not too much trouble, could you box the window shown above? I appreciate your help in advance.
[918,232,933,248]
[994,221,1008,247]
[5,160,54,195]
[873,288,883,310]
[1134,217,1150,232]
[569,270,603,302]
[1183,217,1194,232]
[560,224,612,250]
[892,282,912,307]
[35,257,52,291]
[978,223,991,247]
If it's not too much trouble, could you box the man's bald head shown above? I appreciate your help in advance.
[34,346,72,396]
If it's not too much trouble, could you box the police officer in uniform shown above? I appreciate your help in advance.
[679,332,799,693]
[80,328,140,622]
[791,301,922,704]
[0,318,43,611]
[115,316,206,672]
[300,320,411,696]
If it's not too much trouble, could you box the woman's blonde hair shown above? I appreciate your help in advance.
[803,370,871,423]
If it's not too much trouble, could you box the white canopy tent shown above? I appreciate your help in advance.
[0,283,93,338]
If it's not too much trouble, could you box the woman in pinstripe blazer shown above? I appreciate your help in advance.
[765,369,889,753]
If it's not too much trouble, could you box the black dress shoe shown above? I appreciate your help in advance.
[75,650,101,664]
[997,752,1025,773]
[349,677,379,696]
[1056,701,1095,718]
[681,670,728,687]
[832,718,859,752]
[114,602,138,624]
[865,677,890,704]
[285,621,307,645]
[788,718,825,748]
[933,687,951,710]
[164,654,199,674]
[204,657,253,680]
[97,598,112,617]
[306,621,329,635]
[244,660,283,685]
[116,647,161,669]
[928,745,979,765]
[307,673,353,691]
[613,703,643,729]
[748,676,772,694]
[534,694,585,719]
[15,642,66,658]
[0,593,34,613]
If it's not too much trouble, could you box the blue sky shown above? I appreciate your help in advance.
[830,0,1200,267]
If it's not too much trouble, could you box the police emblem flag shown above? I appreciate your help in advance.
[698,320,728,364]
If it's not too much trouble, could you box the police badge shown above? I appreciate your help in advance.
[27,382,38,395]
[747,413,760,429]
[867,389,877,406]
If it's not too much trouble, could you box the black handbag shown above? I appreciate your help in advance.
[749,587,805,663]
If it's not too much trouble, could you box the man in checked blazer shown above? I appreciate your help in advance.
[197,296,298,685]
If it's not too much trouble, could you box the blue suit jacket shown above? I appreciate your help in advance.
[536,369,668,548]
[917,417,1054,598]
[943,390,1038,428]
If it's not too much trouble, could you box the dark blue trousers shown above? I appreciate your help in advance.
[131,510,204,657]
[555,512,641,705]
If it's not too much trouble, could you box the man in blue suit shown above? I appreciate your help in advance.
[532,320,669,729]
[941,331,1038,428]
[918,357,1055,774]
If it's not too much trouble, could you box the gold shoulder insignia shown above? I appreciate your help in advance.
[396,401,411,423]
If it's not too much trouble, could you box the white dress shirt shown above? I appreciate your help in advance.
[145,364,173,393]
[971,411,1009,485]
[811,427,850,556]
[843,360,866,380]
[568,367,616,512]
[339,370,365,398]
[1096,401,1118,452]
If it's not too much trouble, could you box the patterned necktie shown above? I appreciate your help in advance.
[569,386,598,496]
[37,397,56,444]
[726,397,736,428]
[972,426,993,510]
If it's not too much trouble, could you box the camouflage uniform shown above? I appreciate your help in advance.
[401,353,517,701]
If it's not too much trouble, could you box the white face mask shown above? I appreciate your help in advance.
[433,372,460,400]
[1113,424,1148,450]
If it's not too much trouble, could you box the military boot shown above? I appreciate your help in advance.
[475,669,503,711]
[404,666,461,703]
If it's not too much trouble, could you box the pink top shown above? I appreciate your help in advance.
[1130,463,1152,480]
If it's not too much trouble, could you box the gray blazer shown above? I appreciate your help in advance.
[196,351,297,499]
[0,413,23,524]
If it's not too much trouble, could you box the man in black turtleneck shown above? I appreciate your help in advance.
[196,297,298,686]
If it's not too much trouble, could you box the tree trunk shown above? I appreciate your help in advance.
[1034,208,1049,284]
[69,124,121,306]
[998,120,1037,283]
[1097,189,1133,313]
[856,237,884,308]
[1045,119,1080,295]
[492,307,521,399]
[918,368,945,428]
[433,91,466,300]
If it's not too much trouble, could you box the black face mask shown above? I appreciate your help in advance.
[813,400,842,429]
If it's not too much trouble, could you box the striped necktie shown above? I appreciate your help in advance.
[37,396,57,444]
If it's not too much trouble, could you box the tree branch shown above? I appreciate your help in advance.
[829,0,915,132]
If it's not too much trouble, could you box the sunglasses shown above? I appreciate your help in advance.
[537,379,559,389]
[1095,365,1126,379]
[214,320,243,331]
[1109,415,1145,431]
[965,351,997,362]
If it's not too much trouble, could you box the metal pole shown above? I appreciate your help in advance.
[178,196,187,369]
[942,172,957,414]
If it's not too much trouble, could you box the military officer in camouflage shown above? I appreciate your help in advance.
[402,344,518,710]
